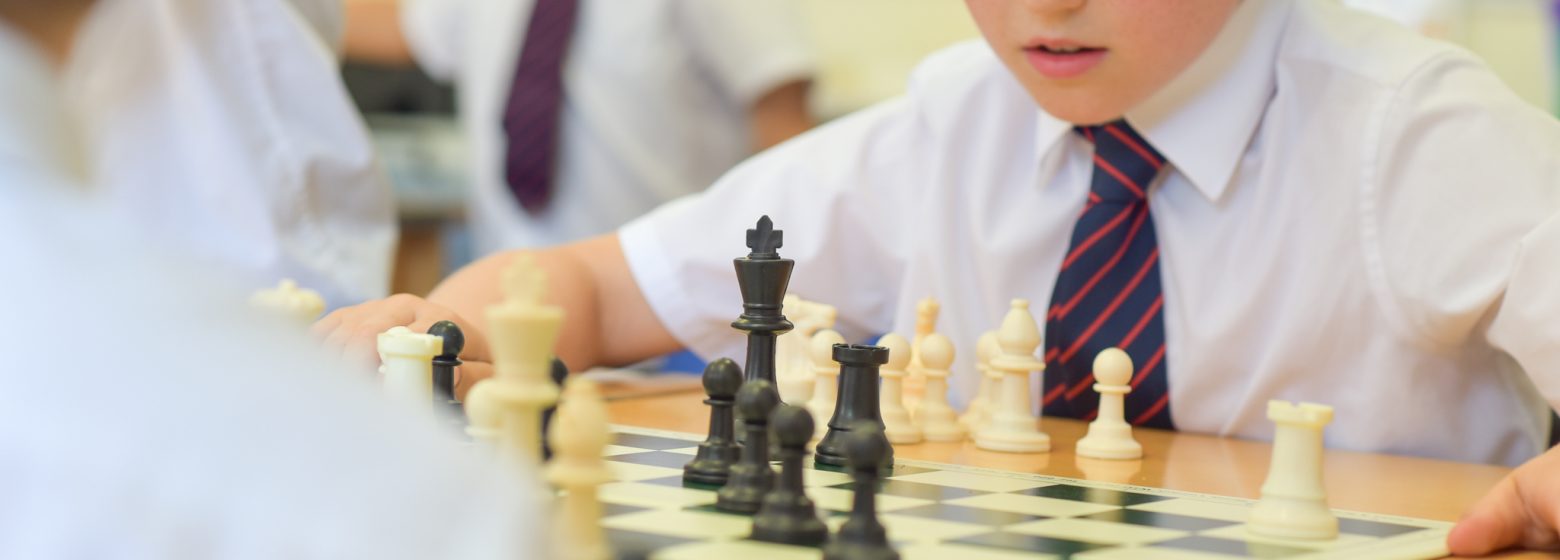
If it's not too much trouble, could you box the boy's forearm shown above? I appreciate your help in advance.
[341,0,416,66]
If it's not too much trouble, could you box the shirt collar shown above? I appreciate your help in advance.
[1033,0,1293,203]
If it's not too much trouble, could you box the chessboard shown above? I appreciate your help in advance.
[598,426,1452,560]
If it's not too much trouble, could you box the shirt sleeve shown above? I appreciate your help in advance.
[619,98,925,362]
[401,0,470,82]
[675,0,816,106]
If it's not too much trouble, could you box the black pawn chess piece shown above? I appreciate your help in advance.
[427,321,465,423]
[539,357,569,460]
[822,423,899,560]
[731,215,795,390]
[683,358,743,486]
[716,379,781,514]
[751,404,829,546]
[816,344,893,468]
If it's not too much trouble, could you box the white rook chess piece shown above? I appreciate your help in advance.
[1249,400,1339,540]
[376,326,441,409]
[547,377,613,560]
[959,331,1000,433]
[249,279,325,324]
[471,254,563,466]
[877,334,922,444]
[805,328,846,439]
[916,333,965,441]
[1075,348,1143,460]
[975,299,1050,453]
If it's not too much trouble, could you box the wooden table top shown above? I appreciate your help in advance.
[605,386,1558,559]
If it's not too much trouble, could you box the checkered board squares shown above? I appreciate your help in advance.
[600,426,1453,560]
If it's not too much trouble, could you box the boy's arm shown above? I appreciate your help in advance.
[748,79,814,151]
[341,0,415,66]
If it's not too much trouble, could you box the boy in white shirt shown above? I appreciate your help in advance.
[317,0,1560,554]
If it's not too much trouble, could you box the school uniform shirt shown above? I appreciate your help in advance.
[64,0,398,308]
[0,23,543,560]
[620,0,1560,466]
[403,0,815,255]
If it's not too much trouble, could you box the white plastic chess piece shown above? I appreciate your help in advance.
[1075,348,1143,460]
[805,328,846,439]
[959,331,1000,433]
[249,278,325,324]
[376,326,441,409]
[916,333,966,441]
[775,295,837,403]
[463,380,502,446]
[477,254,563,465]
[877,334,922,444]
[905,298,940,398]
[1249,400,1339,540]
[975,299,1050,453]
[546,378,613,560]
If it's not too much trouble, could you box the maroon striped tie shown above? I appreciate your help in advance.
[503,0,580,214]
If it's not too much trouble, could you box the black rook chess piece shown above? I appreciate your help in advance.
[751,404,829,546]
[683,358,743,486]
[816,344,893,468]
[716,379,781,514]
[731,215,795,390]
[822,423,899,560]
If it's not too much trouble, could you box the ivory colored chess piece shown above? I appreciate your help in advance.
[1249,400,1339,540]
[546,378,613,560]
[470,254,562,465]
[915,333,965,441]
[249,279,324,324]
[1075,348,1144,460]
[463,379,502,446]
[958,331,1000,433]
[805,329,846,439]
[775,296,837,403]
[974,299,1050,453]
[905,298,940,397]
[876,334,922,444]
[376,326,441,409]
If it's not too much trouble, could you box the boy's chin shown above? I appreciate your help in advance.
[1029,91,1136,126]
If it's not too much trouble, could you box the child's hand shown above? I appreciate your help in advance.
[311,294,494,398]
[1448,445,1560,555]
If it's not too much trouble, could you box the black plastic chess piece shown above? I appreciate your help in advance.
[716,379,781,514]
[683,358,743,486]
[539,357,570,460]
[751,404,829,546]
[427,321,463,403]
[816,344,893,468]
[822,423,899,560]
[731,215,795,390]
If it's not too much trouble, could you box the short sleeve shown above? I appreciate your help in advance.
[675,0,816,106]
[401,0,470,81]
[619,98,925,361]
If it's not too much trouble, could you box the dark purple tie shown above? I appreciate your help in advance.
[1042,121,1175,430]
[503,0,580,214]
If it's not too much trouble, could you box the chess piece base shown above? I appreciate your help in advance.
[975,429,1050,453]
[1076,423,1142,460]
[1248,496,1339,540]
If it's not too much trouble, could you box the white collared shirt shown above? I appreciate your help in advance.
[403,0,815,255]
[621,0,1560,466]
[63,0,397,308]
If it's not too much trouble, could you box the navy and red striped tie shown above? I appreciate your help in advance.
[1042,121,1175,430]
[502,0,580,214]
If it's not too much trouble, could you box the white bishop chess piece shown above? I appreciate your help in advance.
[804,328,846,439]
[915,333,965,441]
[975,299,1050,453]
[1249,401,1339,540]
[877,333,922,444]
[1075,348,1143,460]
[547,378,613,560]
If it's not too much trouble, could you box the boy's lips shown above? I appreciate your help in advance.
[1023,40,1107,79]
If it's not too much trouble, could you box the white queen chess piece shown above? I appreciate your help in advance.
[876,334,922,444]
[1075,348,1143,460]
[915,333,965,441]
[1249,400,1339,540]
[975,299,1050,453]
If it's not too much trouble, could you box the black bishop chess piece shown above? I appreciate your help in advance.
[427,321,465,422]
[750,404,829,547]
[732,215,795,390]
[822,422,899,560]
[683,358,743,486]
[816,344,893,468]
[716,379,781,514]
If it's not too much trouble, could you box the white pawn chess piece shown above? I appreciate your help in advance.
[877,333,922,444]
[483,254,563,465]
[804,328,846,439]
[905,298,940,398]
[463,379,502,447]
[376,326,441,409]
[959,331,1000,433]
[915,333,965,441]
[1075,348,1143,460]
[975,299,1050,453]
[249,278,325,324]
[1249,401,1339,540]
[546,378,613,560]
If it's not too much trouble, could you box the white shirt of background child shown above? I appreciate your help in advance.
[621,0,1560,466]
[403,0,816,255]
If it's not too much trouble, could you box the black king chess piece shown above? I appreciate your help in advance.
[716,379,781,514]
[751,404,829,546]
[427,321,465,422]
[816,344,894,468]
[823,423,899,560]
[683,358,743,486]
[732,215,794,389]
